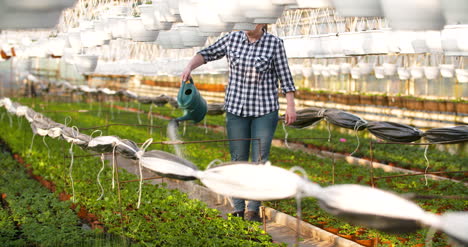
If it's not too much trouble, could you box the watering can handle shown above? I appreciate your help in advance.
[183,78,194,84]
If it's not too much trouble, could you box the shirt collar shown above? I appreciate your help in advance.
[241,31,266,44]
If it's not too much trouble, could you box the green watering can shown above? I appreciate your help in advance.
[176,78,207,123]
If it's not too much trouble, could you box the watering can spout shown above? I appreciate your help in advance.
[176,78,207,123]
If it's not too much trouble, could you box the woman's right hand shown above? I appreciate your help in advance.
[181,66,192,83]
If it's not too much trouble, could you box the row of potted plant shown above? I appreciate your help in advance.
[294,89,468,114]
[16,99,467,247]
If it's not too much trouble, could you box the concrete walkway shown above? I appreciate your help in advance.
[110,155,362,247]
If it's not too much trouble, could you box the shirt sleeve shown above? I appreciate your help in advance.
[273,38,296,94]
[197,33,230,63]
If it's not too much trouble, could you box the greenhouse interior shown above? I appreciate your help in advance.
[0,0,467,246]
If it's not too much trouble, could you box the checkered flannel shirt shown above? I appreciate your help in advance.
[197,31,296,117]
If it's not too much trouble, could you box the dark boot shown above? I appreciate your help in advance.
[231,211,244,219]
[245,211,262,222]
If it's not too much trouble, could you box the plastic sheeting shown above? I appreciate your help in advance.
[207,103,225,116]
[367,121,424,143]
[280,107,324,129]
[424,126,468,143]
[141,150,199,181]
[324,109,367,130]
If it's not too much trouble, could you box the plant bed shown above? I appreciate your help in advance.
[8,98,468,247]
[0,105,280,246]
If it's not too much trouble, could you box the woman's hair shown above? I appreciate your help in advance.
[262,24,268,33]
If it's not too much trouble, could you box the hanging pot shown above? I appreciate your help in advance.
[302,67,314,78]
[328,64,340,76]
[425,31,443,53]
[272,0,297,5]
[455,69,468,83]
[351,67,361,79]
[410,66,424,79]
[363,29,389,55]
[178,25,208,47]
[340,32,366,56]
[358,62,373,75]
[284,36,320,58]
[424,66,439,80]
[340,63,351,74]
[374,66,385,79]
[195,0,234,35]
[295,0,331,8]
[383,63,397,76]
[127,18,159,42]
[217,0,255,30]
[331,0,383,17]
[179,0,199,27]
[397,67,410,80]
[439,64,455,78]
[380,0,445,30]
[0,0,75,29]
[312,64,323,76]
[440,0,468,25]
[239,0,285,24]
[73,55,99,74]
[441,25,468,56]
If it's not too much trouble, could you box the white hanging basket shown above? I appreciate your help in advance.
[340,32,366,56]
[455,69,468,83]
[374,66,385,79]
[284,36,320,58]
[380,0,446,30]
[272,0,297,5]
[195,0,234,34]
[0,0,75,29]
[340,63,351,74]
[358,62,374,75]
[441,25,468,56]
[312,64,323,76]
[439,64,455,78]
[127,18,159,42]
[67,31,82,51]
[331,0,383,17]
[73,55,99,74]
[239,0,285,24]
[217,0,255,27]
[321,66,331,78]
[179,26,208,47]
[351,67,361,79]
[383,63,397,76]
[410,66,424,79]
[363,30,389,55]
[295,0,331,8]
[424,66,440,80]
[328,64,340,76]
[233,23,257,31]
[440,0,468,25]
[154,0,180,23]
[302,67,313,78]
[179,0,199,27]
[397,67,411,80]
[425,31,443,53]
[320,34,344,58]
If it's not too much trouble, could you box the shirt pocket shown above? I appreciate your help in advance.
[254,55,272,73]
[228,51,241,68]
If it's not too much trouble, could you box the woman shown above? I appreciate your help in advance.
[181,24,297,222]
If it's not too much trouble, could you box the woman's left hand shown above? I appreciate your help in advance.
[284,105,296,125]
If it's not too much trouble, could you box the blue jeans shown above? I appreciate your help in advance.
[226,110,278,213]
